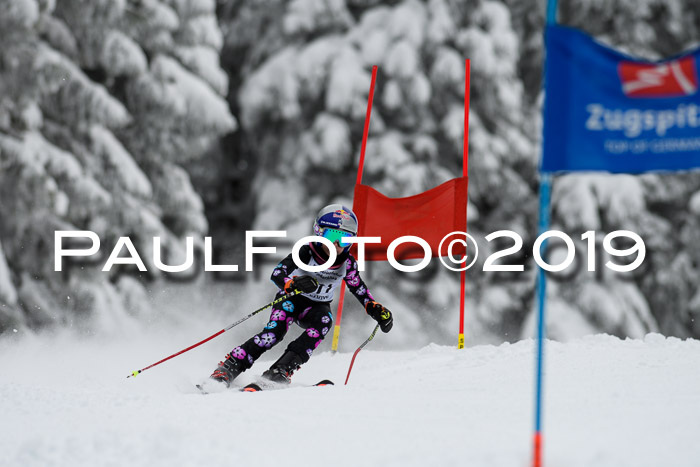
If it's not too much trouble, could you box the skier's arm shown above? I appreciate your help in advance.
[344,256,393,332]
[270,246,315,291]
[270,254,296,290]
[343,255,375,307]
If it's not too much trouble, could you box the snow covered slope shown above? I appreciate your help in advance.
[1,332,699,467]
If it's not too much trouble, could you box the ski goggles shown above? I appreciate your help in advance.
[321,228,355,247]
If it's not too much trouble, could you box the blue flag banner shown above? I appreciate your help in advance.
[542,25,700,173]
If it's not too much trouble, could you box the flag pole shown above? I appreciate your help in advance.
[331,65,378,353]
[533,172,552,467]
[458,59,470,349]
[533,1,558,465]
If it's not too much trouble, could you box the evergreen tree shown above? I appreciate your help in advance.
[538,0,700,339]
[0,0,235,333]
[218,0,539,345]
[4,0,700,344]
[219,0,700,344]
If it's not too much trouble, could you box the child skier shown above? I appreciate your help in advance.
[209,204,394,386]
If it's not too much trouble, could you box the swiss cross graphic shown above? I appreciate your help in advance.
[618,56,698,98]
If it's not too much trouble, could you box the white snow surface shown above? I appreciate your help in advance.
[1,331,699,467]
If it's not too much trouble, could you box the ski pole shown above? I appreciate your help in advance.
[344,323,380,385]
[127,290,301,378]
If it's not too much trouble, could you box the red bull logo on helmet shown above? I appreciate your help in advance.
[333,209,351,220]
[314,204,358,236]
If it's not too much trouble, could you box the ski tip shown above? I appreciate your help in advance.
[315,379,334,386]
[241,383,263,392]
[196,379,228,394]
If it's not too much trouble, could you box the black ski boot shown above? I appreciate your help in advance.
[262,350,304,384]
[210,353,245,388]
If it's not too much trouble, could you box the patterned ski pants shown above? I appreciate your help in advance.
[228,292,334,369]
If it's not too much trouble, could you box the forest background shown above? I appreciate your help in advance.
[2,0,700,349]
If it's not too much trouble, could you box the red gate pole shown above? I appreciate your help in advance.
[458,59,471,349]
[331,65,378,352]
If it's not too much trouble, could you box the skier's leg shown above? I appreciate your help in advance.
[263,303,333,383]
[287,304,333,362]
[210,293,297,386]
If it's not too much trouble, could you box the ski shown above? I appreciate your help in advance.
[196,379,333,394]
[241,379,334,392]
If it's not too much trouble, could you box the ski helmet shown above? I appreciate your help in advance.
[313,204,358,248]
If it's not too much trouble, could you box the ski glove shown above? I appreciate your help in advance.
[284,275,319,294]
[366,301,393,333]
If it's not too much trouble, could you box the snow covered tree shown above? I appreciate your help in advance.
[535,0,700,340]
[0,0,235,334]
[220,0,700,345]
[217,0,539,345]
[4,0,700,345]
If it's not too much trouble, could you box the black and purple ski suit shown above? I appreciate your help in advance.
[228,242,375,368]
